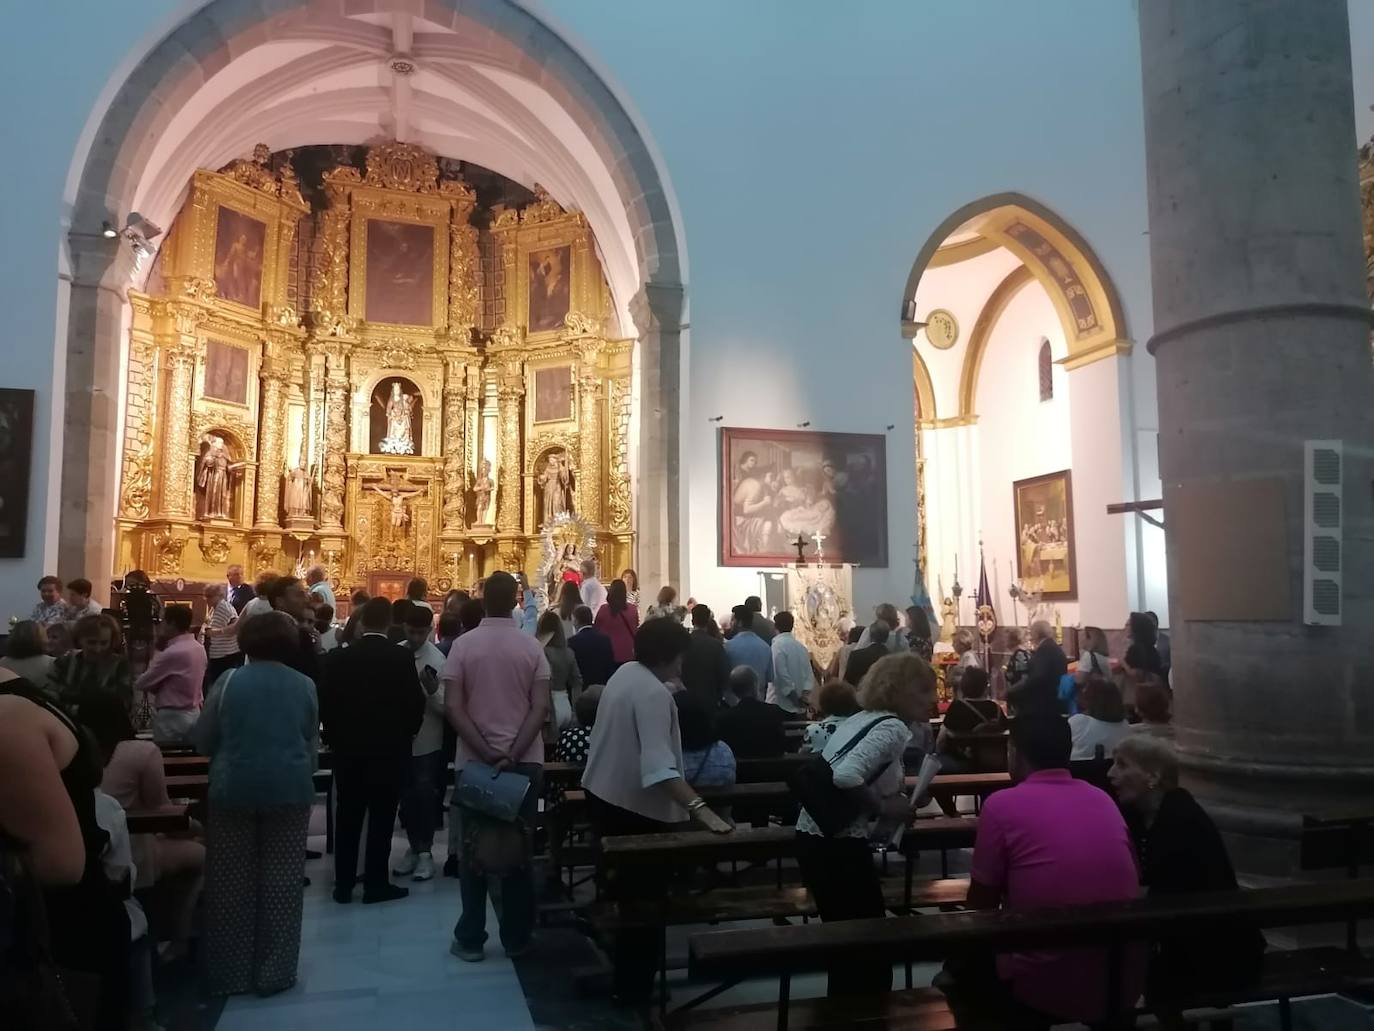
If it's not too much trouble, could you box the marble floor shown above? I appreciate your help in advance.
[154,809,1374,1031]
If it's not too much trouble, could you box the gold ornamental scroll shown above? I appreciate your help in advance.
[153,301,206,520]
[120,295,157,521]
[576,340,604,526]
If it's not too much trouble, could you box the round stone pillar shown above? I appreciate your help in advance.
[1139,0,1374,865]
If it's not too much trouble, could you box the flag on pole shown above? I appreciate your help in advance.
[975,545,994,621]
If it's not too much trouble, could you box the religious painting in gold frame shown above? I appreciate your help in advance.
[528,245,572,333]
[347,184,451,333]
[1012,469,1077,600]
[497,192,603,343]
[202,339,250,406]
[212,205,266,310]
[532,364,575,425]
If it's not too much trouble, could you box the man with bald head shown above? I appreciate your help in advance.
[1006,620,1067,716]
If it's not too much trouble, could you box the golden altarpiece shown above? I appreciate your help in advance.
[115,143,634,597]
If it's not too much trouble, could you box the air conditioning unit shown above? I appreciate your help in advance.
[1303,440,1342,626]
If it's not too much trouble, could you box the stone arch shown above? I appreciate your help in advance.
[912,350,936,424]
[59,0,688,586]
[956,265,1034,420]
[903,192,1129,372]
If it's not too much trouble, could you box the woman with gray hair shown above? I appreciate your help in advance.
[1108,735,1263,1008]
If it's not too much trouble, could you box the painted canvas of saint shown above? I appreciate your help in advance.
[719,428,887,568]
[213,206,266,309]
[203,340,249,405]
[533,365,574,423]
[365,219,435,326]
[528,245,571,333]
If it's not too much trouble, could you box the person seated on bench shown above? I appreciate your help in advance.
[582,617,731,1007]
[1109,735,1264,1008]
[1069,676,1132,760]
[675,691,736,788]
[942,712,1143,1028]
[716,665,787,759]
[936,667,1002,773]
[800,678,861,754]
[797,652,933,997]
[1129,674,1173,740]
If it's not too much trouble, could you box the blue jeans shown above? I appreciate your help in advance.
[453,763,542,951]
[400,750,445,853]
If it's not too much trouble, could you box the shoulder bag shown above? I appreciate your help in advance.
[455,761,533,876]
[788,715,899,837]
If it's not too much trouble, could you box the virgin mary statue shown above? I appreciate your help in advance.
[377,381,416,455]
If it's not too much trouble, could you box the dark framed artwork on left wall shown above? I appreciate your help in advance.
[0,389,35,557]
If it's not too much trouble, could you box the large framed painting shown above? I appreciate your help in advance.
[0,389,34,558]
[1012,469,1077,600]
[527,244,571,333]
[203,339,250,405]
[719,427,887,568]
[212,205,266,310]
[364,218,436,326]
[533,364,574,424]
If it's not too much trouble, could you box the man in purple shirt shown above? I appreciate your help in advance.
[444,571,550,962]
[945,712,1144,1027]
[137,605,207,746]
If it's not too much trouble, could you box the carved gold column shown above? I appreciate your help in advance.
[319,341,351,532]
[254,341,290,530]
[119,296,157,524]
[441,356,467,533]
[152,300,205,521]
[495,362,524,535]
[576,344,604,525]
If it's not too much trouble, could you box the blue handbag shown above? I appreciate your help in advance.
[455,762,531,823]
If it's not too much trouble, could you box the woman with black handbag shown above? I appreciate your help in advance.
[793,652,935,997]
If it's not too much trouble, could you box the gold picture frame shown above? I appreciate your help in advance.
[347,184,452,333]
[531,362,576,426]
[493,189,602,342]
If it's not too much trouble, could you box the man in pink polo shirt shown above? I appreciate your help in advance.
[443,570,550,963]
[951,713,1144,1026]
[136,605,207,746]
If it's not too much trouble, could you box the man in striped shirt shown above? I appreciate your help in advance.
[202,583,243,683]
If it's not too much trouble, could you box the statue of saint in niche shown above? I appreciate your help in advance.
[373,380,417,455]
[197,435,245,521]
[472,459,495,525]
[284,462,314,521]
[537,450,576,526]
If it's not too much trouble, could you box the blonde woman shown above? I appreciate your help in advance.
[796,652,935,996]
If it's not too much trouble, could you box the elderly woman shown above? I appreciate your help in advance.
[52,613,133,714]
[1077,626,1113,679]
[802,677,862,754]
[797,652,934,997]
[1108,735,1264,1007]
[1003,627,1031,688]
[197,612,319,997]
[1069,676,1132,760]
[0,619,56,687]
[582,617,730,1006]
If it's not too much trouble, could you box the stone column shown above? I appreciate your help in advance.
[59,237,134,581]
[319,342,351,532]
[630,282,685,591]
[495,366,524,534]
[577,346,604,526]
[254,353,290,529]
[1140,0,1374,861]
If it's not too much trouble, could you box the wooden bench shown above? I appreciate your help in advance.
[162,753,208,776]
[126,805,190,834]
[1302,809,1374,952]
[682,879,1374,1030]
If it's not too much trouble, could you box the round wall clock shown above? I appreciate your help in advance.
[924,309,959,350]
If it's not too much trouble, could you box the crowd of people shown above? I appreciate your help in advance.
[0,551,1241,1030]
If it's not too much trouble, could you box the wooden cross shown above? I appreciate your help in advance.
[381,467,414,492]
[792,534,809,564]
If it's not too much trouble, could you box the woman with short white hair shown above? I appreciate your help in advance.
[1108,735,1263,1009]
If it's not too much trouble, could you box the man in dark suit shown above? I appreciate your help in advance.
[843,621,891,685]
[321,597,425,904]
[567,604,616,687]
[717,666,786,759]
[226,563,254,612]
[1007,619,1068,715]
[681,604,730,710]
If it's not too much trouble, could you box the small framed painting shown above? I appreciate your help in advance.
[533,365,575,424]
[203,340,250,405]
[1012,469,1077,600]
[0,389,34,558]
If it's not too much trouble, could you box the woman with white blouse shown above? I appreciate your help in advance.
[581,617,730,1006]
[797,651,935,997]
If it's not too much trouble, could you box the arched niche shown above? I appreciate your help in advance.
[367,375,425,456]
[194,427,250,525]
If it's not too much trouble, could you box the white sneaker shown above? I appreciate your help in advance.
[413,852,434,881]
[392,850,418,876]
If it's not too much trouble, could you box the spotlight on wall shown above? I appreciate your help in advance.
[796,421,811,428]
[900,297,928,340]
[101,221,118,239]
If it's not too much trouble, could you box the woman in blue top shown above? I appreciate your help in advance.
[674,690,736,787]
[196,611,319,997]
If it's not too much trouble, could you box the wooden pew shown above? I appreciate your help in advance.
[162,754,208,776]
[682,879,1374,1031]
[126,805,190,834]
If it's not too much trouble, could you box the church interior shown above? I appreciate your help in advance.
[2,1,1374,1029]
